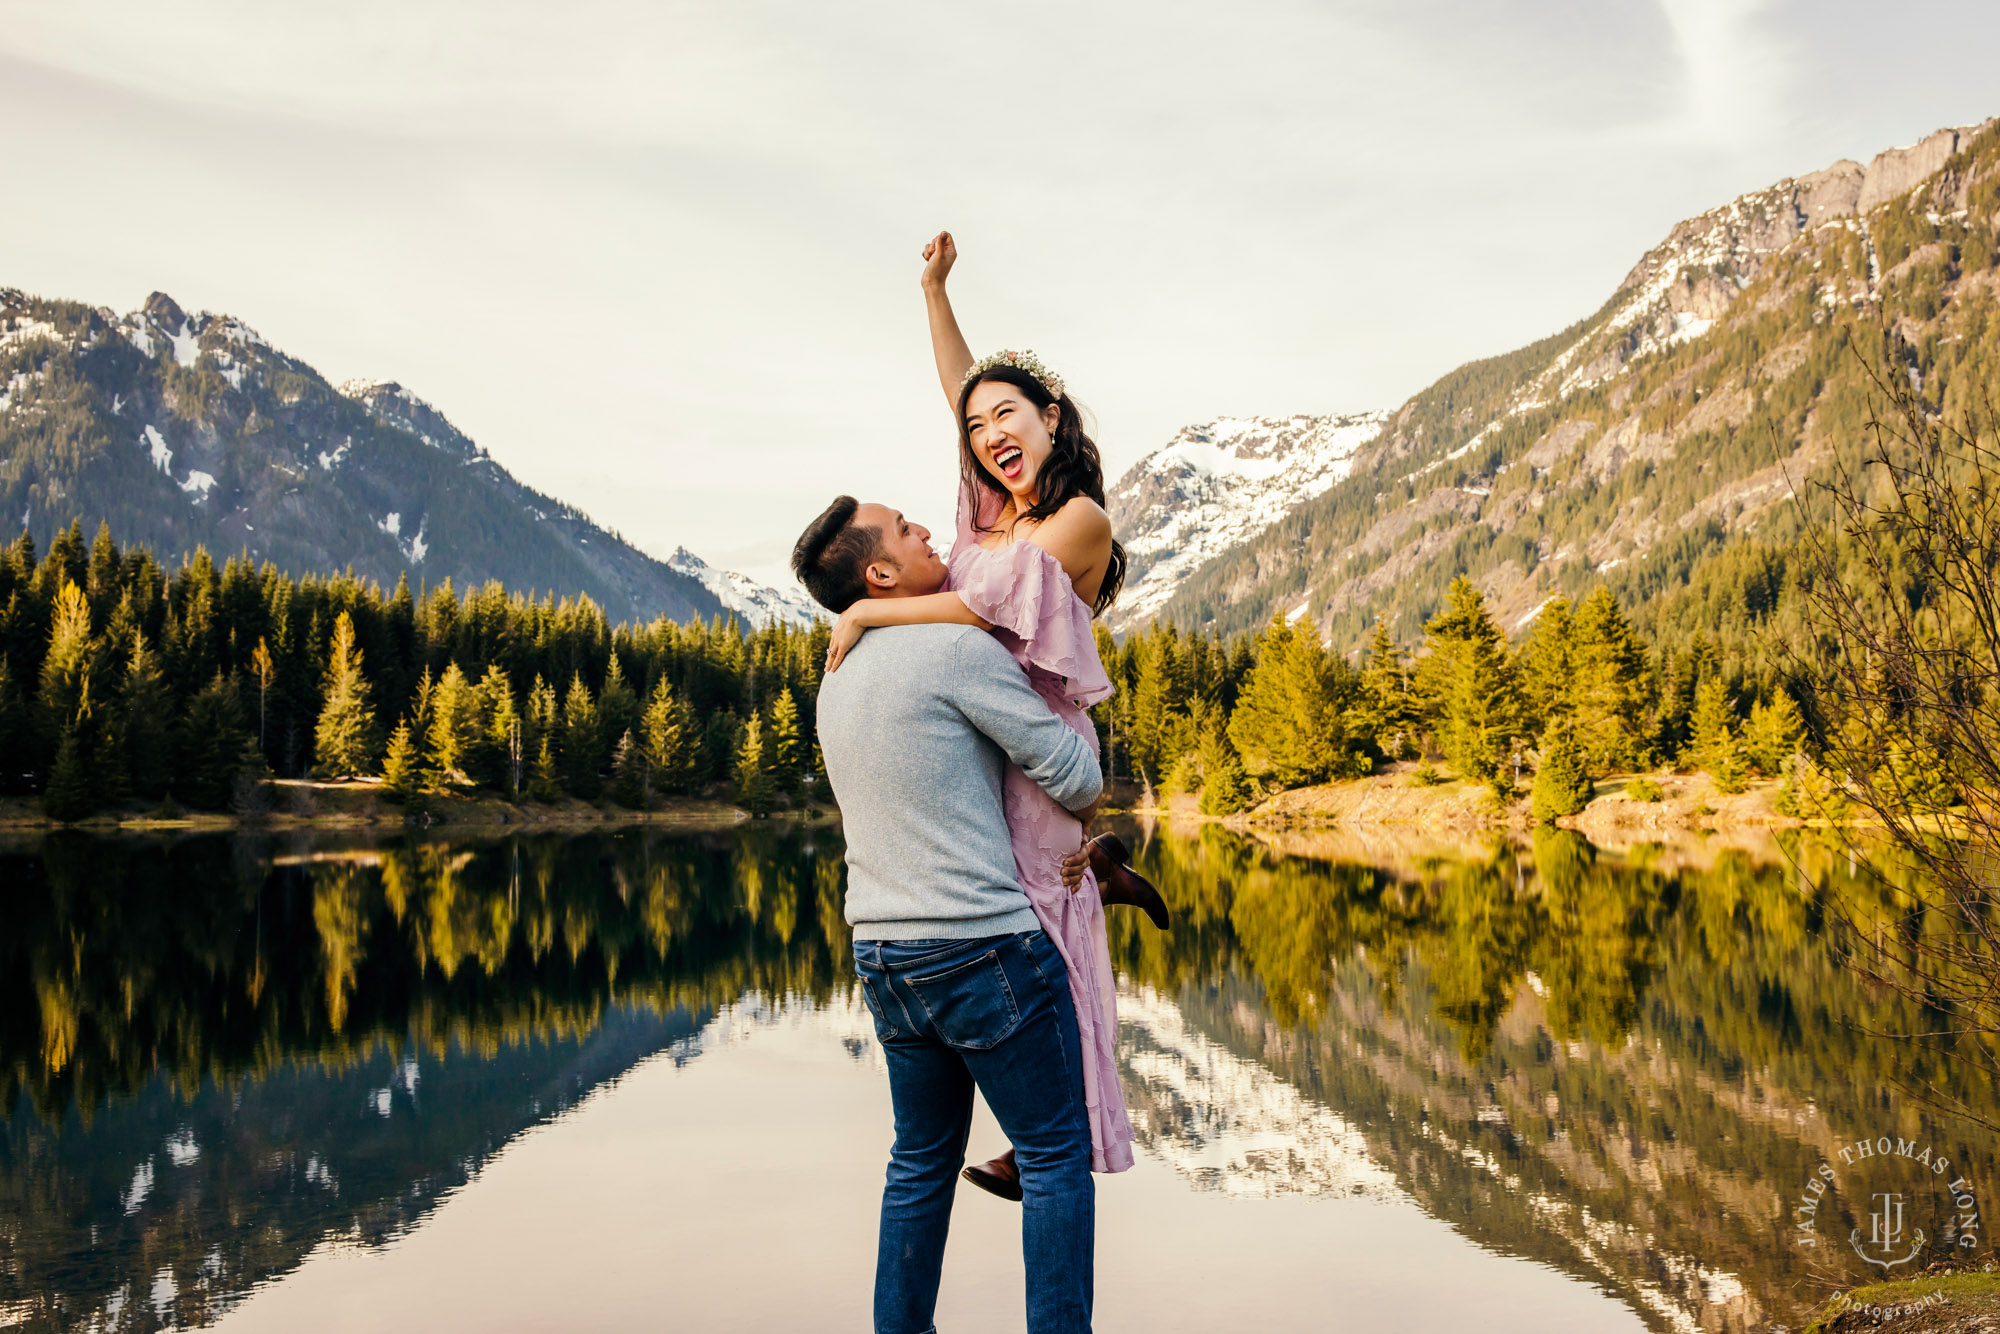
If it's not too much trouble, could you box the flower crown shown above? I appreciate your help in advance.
[960,348,1065,402]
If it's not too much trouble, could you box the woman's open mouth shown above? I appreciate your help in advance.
[993,446,1024,480]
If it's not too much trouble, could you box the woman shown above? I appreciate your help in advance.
[822,230,1165,1199]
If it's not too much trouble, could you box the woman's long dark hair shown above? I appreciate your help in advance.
[957,366,1126,616]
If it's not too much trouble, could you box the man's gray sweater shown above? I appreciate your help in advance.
[816,623,1103,940]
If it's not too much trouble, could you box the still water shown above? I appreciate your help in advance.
[3,823,1995,1332]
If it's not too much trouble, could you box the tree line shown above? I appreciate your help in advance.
[0,519,831,820]
[1092,572,1921,822]
[2,515,1957,825]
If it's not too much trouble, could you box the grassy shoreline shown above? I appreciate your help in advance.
[0,766,1912,840]
[0,777,775,835]
[1140,763,1850,836]
[1803,1272,2000,1333]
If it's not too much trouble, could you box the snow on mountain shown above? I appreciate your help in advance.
[667,547,823,628]
[1,289,727,626]
[1104,411,1388,631]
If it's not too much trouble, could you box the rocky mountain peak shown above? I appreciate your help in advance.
[665,547,821,628]
[1139,116,2000,651]
[141,291,186,329]
[339,379,481,462]
[0,287,803,627]
[1106,410,1389,631]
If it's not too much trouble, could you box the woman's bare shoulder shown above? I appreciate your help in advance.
[1040,495,1111,539]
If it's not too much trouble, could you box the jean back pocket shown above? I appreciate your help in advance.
[906,949,1022,1051]
[858,974,900,1040]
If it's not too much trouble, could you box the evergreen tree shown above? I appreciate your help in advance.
[1196,711,1252,815]
[179,673,250,809]
[39,580,97,747]
[701,711,738,787]
[462,664,519,792]
[1742,691,1805,777]
[84,521,120,617]
[524,673,558,755]
[528,735,563,803]
[598,653,639,778]
[559,672,602,798]
[1570,588,1650,774]
[1419,579,1525,789]
[43,728,93,822]
[250,636,275,755]
[1198,749,1252,816]
[313,611,376,778]
[767,688,803,800]
[1357,618,1416,758]
[1652,648,1695,763]
[1685,677,1746,793]
[640,676,695,796]
[1161,750,1202,798]
[120,636,172,799]
[1126,626,1193,782]
[1887,735,1958,815]
[734,713,773,816]
[0,659,31,795]
[1777,752,1849,821]
[1228,616,1358,787]
[1531,725,1595,824]
[381,719,421,802]
[1519,597,1577,734]
[611,729,648,809]
[426,660,472,783]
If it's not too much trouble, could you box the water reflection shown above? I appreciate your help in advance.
[0,827,852,1333]
[2,823,1995,1334]
[1109,823,2000,1332]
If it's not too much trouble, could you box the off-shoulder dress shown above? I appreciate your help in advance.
[945,480,1135,1175]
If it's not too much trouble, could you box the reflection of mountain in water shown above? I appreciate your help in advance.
[0,827,853,1333]
[1115,984,1399,1202]
[4,1005,709,1333]
[5,824,1997,1334]
[1106,826,2000,1334]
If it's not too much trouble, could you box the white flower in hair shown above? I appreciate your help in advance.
[961,349,1065,401]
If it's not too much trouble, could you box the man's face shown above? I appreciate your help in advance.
[854,503,948,597]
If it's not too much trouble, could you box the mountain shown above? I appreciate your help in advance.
[1137,118,2000,650]
[666,546,822,627]
[1104,411,1388,632]
[0,290,791,626]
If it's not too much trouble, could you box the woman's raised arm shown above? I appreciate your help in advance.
[921,231,974,412]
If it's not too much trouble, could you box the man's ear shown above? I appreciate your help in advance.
[863,559,897,592]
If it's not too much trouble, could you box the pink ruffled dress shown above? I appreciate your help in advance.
[946,480,1135,1175]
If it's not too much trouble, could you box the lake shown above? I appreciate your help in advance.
[3,822,1995,1333]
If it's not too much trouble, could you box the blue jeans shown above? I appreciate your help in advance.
[852,930,1094,1334]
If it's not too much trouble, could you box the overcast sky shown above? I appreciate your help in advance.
[3,1,1996,586]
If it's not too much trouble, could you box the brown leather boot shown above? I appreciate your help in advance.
[1087,833,1171,931]
[961,1149,1022,1202]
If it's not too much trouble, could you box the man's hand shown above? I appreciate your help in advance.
[921,231,957,291]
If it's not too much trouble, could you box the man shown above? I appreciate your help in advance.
[793,495,1100,1334]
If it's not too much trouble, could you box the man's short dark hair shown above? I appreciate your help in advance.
[791,495,885,614]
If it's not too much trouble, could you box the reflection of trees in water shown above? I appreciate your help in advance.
[1106,823,2000,1333]
[0,827,853,1334]
[0,827,854,1123]
[6,824,1996,1334]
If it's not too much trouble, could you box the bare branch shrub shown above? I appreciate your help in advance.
[1789,338,2000,1122]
